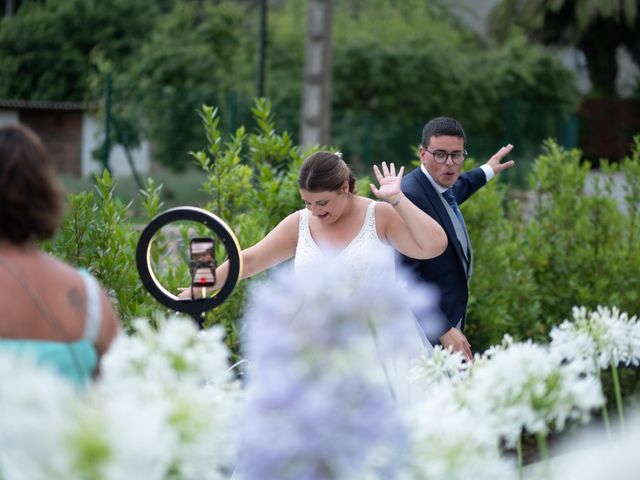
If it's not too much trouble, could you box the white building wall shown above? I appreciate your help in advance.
[0,111,18,126]
[81,115,150,178]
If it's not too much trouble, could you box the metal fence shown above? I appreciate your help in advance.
[123,88,637,191]
[328,99,579,189]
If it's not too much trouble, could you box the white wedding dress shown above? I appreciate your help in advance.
[294,201,433,407]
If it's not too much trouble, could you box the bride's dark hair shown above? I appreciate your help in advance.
[298,151,356,194]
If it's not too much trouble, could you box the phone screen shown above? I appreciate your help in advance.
[190,237,216,287]
[190,237,214,261]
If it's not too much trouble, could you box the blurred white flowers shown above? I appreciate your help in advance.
[408,333,605,452]
[541,410,640,480]
[550,305,640,370]
[401,384,513,480]
[99,317,241,480]
[549,305,640,431]
[0,316,240,480]
[462,339,604,447]
[409,345,469,389]
[0,354,78,479]
[100,317,234,390]
[1,290,638,480]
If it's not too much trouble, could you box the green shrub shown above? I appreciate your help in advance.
[466,136,640,351]
[463,160,541,348]
[44,102,640,390]
[186,99,316,358]
[43,99,312,357]
[43,171,162,331]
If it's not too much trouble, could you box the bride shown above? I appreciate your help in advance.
[189,151,447,404]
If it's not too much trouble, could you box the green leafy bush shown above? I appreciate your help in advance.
[182,99,314,357]
[0,0,162,100]
[462,160,541,348]
[45,99,315,358]
[43,171,162,331]
[466,137,640,351]
[44,101,640,388]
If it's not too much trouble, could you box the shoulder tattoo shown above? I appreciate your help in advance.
[67,287,85,311]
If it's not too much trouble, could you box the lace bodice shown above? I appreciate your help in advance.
[294,201,395,285]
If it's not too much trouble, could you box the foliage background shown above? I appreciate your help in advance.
[43,100,640,386]
[1,0,637,463]
[0,0,582,186]
[2,0,638,396]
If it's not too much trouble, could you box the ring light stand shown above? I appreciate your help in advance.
[136,207,242,327]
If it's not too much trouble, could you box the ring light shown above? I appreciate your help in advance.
[136,207,242,321]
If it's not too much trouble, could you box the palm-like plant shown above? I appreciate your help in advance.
[487,0,639,97]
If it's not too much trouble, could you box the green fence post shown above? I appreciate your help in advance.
[362,110,373,166]
[102,72,112,173]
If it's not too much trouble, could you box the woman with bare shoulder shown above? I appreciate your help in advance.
[0,124,120,387]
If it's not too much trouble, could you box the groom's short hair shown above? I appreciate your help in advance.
[421,117,466,148]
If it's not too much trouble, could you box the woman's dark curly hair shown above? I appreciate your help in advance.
[0,124,64,244]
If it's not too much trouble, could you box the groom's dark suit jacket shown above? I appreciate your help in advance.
[398,166,487,345]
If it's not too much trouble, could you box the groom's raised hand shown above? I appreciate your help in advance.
[487,144,515,175]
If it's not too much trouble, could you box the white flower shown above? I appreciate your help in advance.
[164,383,241,480]
[550,305,640,370]
[549,324,597,372]
[482,333,516,356]
[461,340,604,446]
[100,316,232,390]
[64,391,176,480]
[97,316,241,478]
[0,315,241,480]
[0,352,77,479]
[400,384,512,480]
[409,345,469,390]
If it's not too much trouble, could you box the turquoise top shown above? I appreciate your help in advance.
[0,338,97,387]
[0,270,102,388]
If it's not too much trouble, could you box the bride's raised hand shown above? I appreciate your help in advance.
[370,161,404,203]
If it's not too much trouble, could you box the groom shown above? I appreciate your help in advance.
[398,117,515,361]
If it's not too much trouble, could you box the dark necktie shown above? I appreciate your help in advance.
[442,188,467,232]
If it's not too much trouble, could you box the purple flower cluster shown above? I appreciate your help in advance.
[236,252,435,479]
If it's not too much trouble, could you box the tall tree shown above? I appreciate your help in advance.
[3,0,18,16]
[299,0,334,147]
[119,1,252,169]
[0,0,163,101]
[487,0,639,97]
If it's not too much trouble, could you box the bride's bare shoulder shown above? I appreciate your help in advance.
[276,210,302,233]
[284,210,302,223]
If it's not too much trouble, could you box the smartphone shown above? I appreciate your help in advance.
[190,237,216,287]
[192,267,215,287]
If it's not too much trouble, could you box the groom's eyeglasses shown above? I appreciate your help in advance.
[426,149,467,165]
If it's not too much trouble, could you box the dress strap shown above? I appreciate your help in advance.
[78,269,101,342]
[366,200,376,213]
[364,201,380,240]
[298,208,309,230]
[297,208,313,245]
